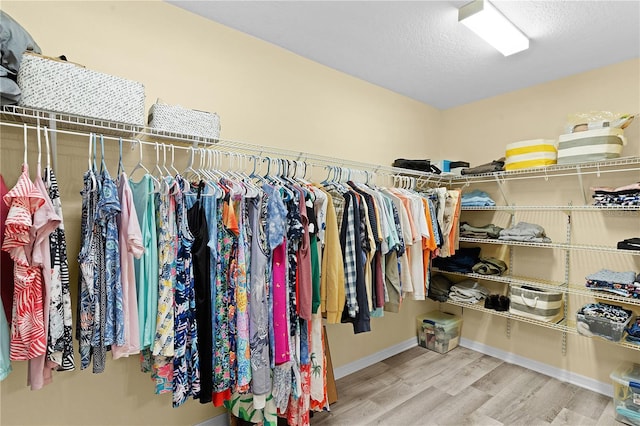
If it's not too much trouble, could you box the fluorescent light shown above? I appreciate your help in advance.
[459,0,529,56]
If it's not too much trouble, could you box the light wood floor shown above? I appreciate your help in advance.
[311,345,621,426]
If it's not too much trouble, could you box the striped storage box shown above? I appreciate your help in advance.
[557,128,626,164]
[509,285,564,323]
[504,139,557,171]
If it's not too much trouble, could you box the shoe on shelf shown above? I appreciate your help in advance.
[496,295,510,312]
[484,294,499,310]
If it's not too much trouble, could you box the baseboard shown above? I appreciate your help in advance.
[459,337,613,397]
[333,337,418,379]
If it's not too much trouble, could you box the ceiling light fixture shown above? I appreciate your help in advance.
[458,0,529,56]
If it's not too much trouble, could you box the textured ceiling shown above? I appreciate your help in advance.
[168,1,640,110]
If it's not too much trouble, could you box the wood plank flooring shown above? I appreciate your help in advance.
[311,346,620,426]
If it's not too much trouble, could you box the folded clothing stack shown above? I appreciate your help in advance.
[626,317,640,344]
[499,222,552,243]
[591,182,640,207]
[461,190,496,207]
[448,279,489,304]
[472,257,508,276]
[460,157,505,175]
[618,238,640,251]
[427,274,455,303]
[432,247,481,273]
[586,269,640,298]
[460,222,503,239]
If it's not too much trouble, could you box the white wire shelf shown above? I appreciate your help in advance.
[1,105,144,138]
[458,237,640,256]
[0,105,439,180]
[436,156,640,186]
[460,205,640,211]
[445,300,640,351]
[443,299,571,333]
[432,268,640,307]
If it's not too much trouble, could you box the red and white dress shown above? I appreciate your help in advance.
[2,164,46,360]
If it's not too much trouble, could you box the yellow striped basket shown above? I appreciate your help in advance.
[505,139,558,171]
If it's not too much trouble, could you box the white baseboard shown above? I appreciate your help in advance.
[459,337,613,397]
[333,337,418,379]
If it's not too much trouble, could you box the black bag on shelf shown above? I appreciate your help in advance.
[392,158,441,174]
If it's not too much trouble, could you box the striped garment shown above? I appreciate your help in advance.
[2,164,46,360]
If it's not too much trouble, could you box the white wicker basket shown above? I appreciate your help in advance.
[17,52,145,126]
[148,102,220,142]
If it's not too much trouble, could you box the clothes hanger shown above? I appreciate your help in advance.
[36,123,42,171]
[44,126,51,171]
[182,146,201,181]
[117,137,125,177]
[161,144,172,177]
[130,139,151,178]
[22,123,28,169]
[169,144,180,176]
[152,142,164,179]
[84,132,97,190]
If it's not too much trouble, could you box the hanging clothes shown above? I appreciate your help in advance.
[150,176,177,394]
[28,159,61,390]
[43,166,74,372]
[187,181,213,404]
[82,138,124,374]
[112,171,143,359]
[130,174,159,353]
[0,295,11,381]
[77,155,99,370]
[247,194,271,407]
[212,187,239,406]
[0,174,14,324]
[172,175,200,407]
[3,163,46,361]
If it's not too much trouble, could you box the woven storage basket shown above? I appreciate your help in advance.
[148,102,220,141]
[17,52,145,126]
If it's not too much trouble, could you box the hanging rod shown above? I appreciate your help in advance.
[0,106,436,181]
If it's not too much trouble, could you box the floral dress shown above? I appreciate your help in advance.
[212,191,239,406]
[77,167,98,369]
[44,167,74,371]
[172,176,199,407]
[151,177,177,394]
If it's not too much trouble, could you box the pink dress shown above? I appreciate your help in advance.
[112,173,144,359]
[28,167,61,390]
[272,241,290,365]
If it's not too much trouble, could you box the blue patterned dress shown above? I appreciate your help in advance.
[172,176,200,407]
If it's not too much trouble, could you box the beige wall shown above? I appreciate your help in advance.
[0,2,440,425]
[1,1,639,425]
[440,58,640,385]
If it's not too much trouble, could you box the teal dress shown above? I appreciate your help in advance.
[130,175,158,350]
